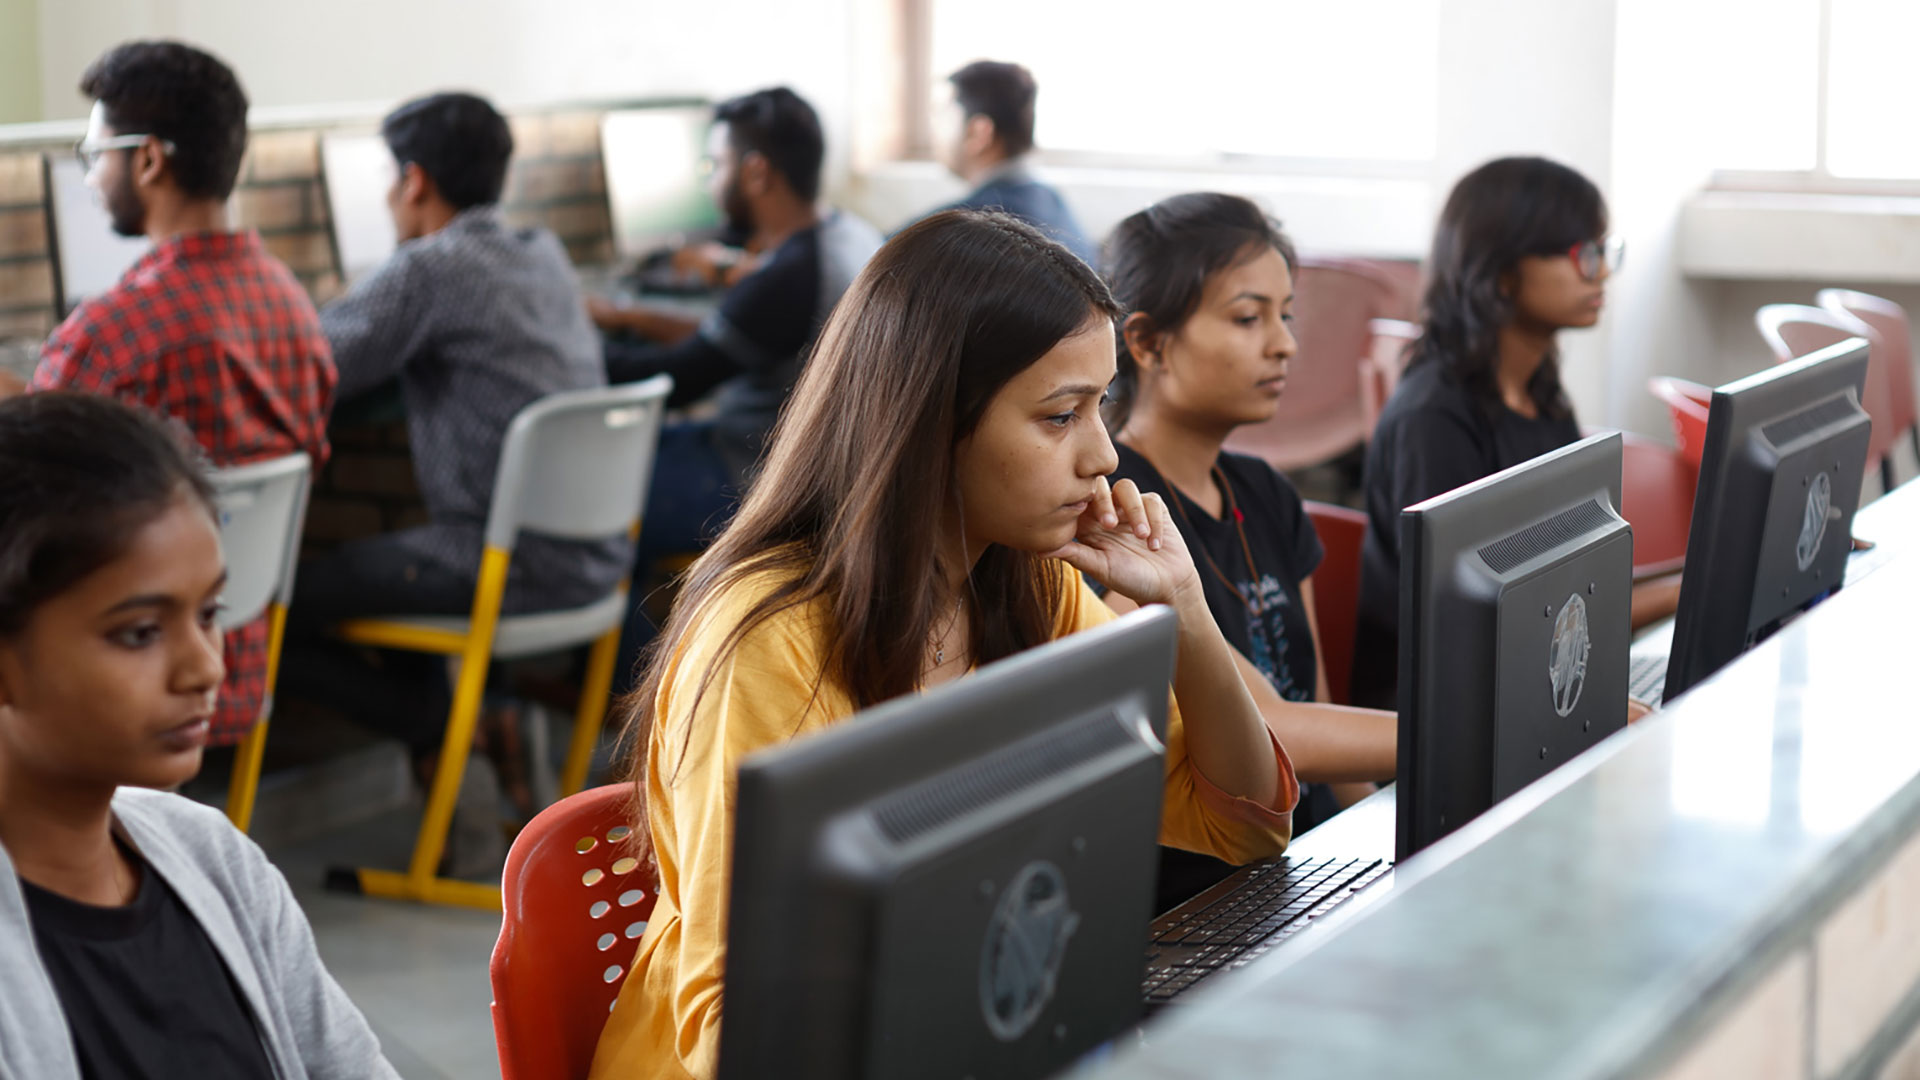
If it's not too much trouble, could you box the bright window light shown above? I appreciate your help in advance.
[1825,0,1920,178]
[928,0,1440,163]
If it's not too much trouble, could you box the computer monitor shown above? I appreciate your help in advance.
[319,131,397,284]
[42,154,151,315]
[600,104,722,263]
[1396,432,1633,861]
[719,606,1178,1080]
[1661,339,1871,702]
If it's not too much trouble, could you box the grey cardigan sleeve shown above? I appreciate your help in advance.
[114,791,402,1080]
[247,850,403,1080]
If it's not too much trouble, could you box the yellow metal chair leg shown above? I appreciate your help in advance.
[343,547,510,911]
[560,627,623,796]
[227,603,287,834]
[226,720,269,832]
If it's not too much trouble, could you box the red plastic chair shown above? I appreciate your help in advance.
[1618,432,1696,577]
[492,784,657,1080]
[1647,376,1712,469]
[1755,302,1894,490]
[1304,501,1366,706]
[1819,288,1920,472]
[1225,258,1402,472]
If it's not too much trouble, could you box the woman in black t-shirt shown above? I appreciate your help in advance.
[1352,157,1622,709]
[1100,195,1396,877]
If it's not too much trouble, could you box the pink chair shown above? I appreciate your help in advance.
[1754,302,1894,490]
[1647,377,1712,469]
[1818,288,1920,472]
[1225,258,1401,472]
[1618,432,1696,577]
[1359,318,1419,439]
[491,784,657,1080]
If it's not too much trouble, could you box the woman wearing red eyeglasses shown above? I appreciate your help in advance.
[1350,156,1628,709]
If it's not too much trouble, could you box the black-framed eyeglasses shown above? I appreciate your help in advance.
[1567,236,1625,282]
[73,134,176,172]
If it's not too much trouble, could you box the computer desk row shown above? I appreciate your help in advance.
[1088,476,1920,1080]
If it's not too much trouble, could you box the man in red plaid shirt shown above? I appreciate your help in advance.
[24,42,335,746]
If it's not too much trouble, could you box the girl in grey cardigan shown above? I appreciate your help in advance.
[0,392,398,1079]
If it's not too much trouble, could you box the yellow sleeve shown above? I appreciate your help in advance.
[1051,563,1298,866]
[597,583,843,1080]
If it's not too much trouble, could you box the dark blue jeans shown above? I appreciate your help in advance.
[616,419,742,693]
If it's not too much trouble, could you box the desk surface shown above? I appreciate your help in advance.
[1088,480,1920,1080]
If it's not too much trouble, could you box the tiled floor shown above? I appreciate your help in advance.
[266,805,505,1080]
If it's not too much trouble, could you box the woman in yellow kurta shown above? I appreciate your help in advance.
[591,210,1300,1080]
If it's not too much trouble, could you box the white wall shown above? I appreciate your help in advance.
[0,0,39,123]
[33,0,859,182]
[1432,0,1619,427]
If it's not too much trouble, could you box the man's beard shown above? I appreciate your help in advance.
[721,176,753,237]
[104,168,146,238]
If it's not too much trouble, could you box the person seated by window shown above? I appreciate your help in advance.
[280,92,623,824]
[1353,157,1651,709]
[589,88,882,680]
[17,40,335,757]
[588,210,1298,1080]
[0,392,398,1080]
[922,60,1095,265]
[1100,194,1396,905]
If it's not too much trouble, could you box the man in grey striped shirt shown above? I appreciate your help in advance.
[280,92,624,764]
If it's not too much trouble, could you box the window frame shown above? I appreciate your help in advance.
[892,0,1437,181]
[1706,0,1920,195]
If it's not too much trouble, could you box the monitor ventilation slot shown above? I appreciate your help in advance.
[870,710,1130,845]
[1477,499,1614,575]
[1761,396,1859,449]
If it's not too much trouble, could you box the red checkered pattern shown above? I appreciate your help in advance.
[35,230,336,745]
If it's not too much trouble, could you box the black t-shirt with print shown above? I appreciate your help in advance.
[1111,442,1325,702]
[1109,444,1332,912]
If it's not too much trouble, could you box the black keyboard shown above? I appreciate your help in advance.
[1141,855,1390,1008]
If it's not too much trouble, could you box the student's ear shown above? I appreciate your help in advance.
[398,162,433,208]
[131,135,170,191]
[1121,312,1165,371]
[962,114,998,161]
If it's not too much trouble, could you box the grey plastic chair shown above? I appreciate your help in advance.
[332,374,673,909]
[210,452,313,833]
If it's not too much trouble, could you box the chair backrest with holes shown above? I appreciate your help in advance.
[491,784,658,1080]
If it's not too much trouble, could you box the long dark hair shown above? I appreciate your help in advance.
[0,392,216,638]
[1411,156,1605,421]
[1101,192,1298,427]
[617,210,1120,844]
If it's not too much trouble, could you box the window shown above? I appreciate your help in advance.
[919,0,1441,170]
[1712,0,1920,184]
